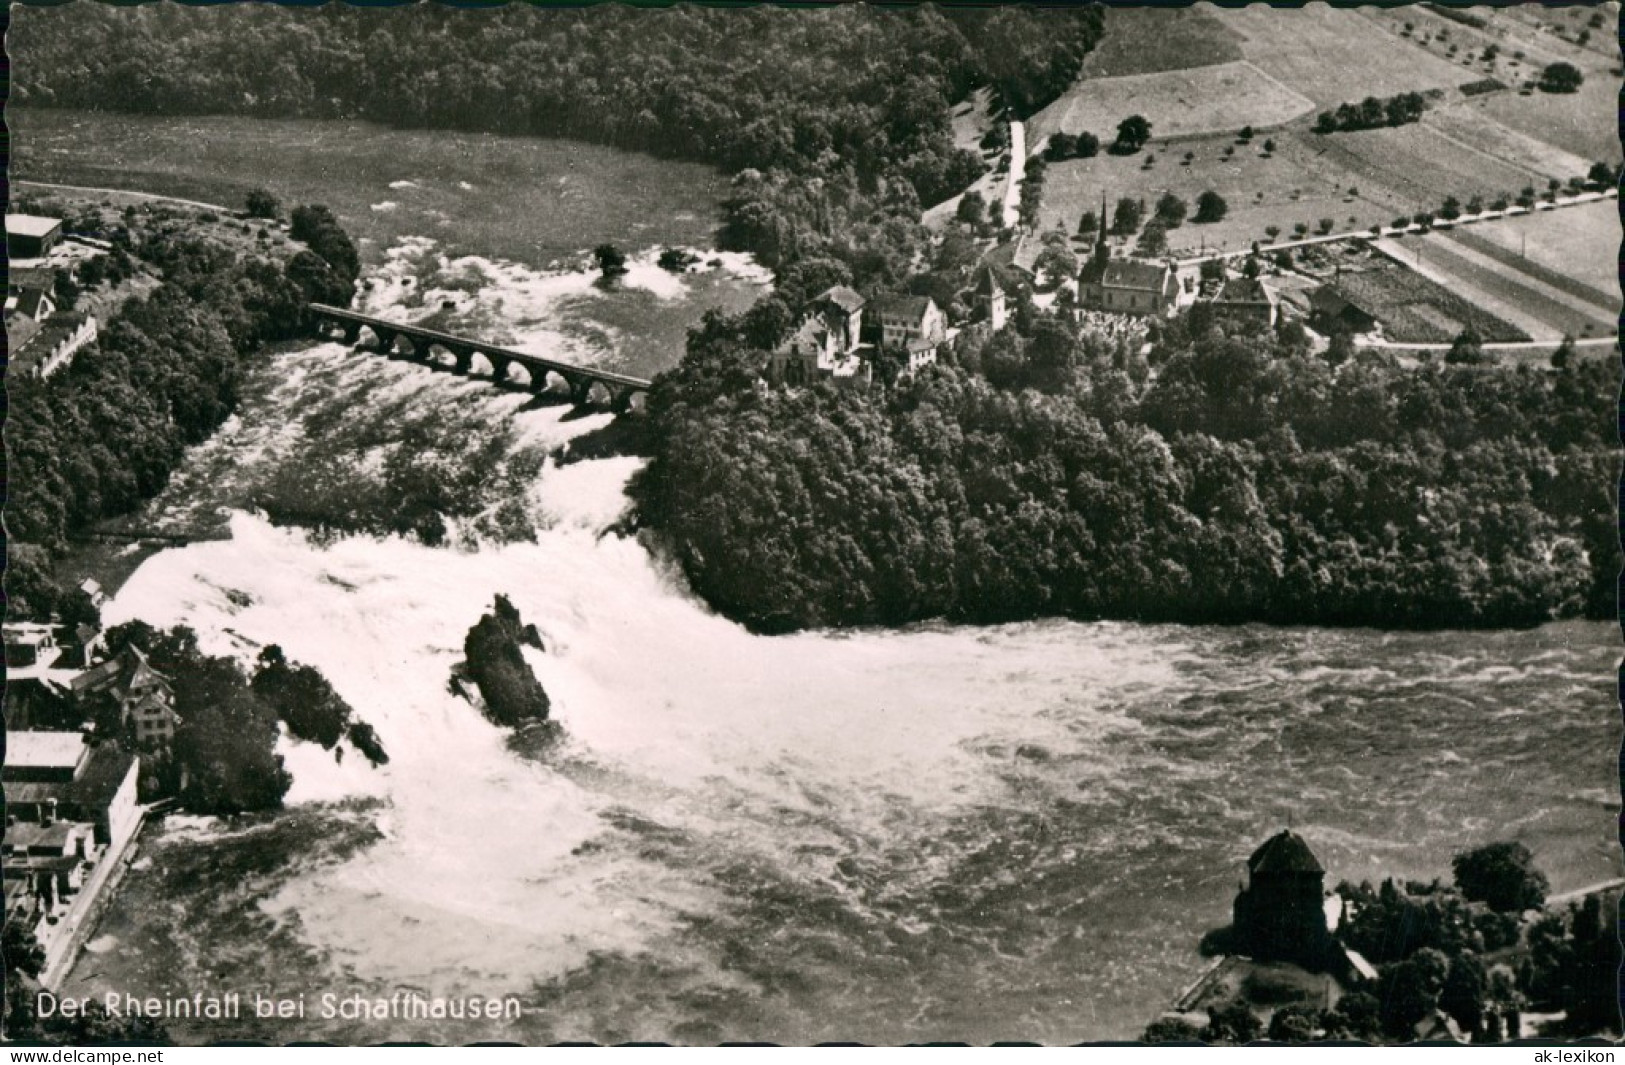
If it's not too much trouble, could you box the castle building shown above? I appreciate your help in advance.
[765,285,871,388]
[1231,829,1339,970]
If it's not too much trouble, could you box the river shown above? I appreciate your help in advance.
[35,117,1620,1046]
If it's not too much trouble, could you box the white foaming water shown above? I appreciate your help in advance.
[103,363,1179,996]
[356,238,768,375]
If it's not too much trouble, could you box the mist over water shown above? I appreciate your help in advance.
[64,239,1621,1045]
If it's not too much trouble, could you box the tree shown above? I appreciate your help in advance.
[1076,208,1099,235]
[957,189,988,227]
[1551,334,1577,370]
[1267,1004,1321,1042]
[1113,114,1153,154]
[1262,138,1276,153]
[1538,61,1584,94]
[1440,953,1489,1036]
[1204,1001,1263,1044]
[245,187,281,220]
[1074,132,1101,158]
[1452,842,1549,912]
[1316,217,1335,235]
[1154,192,1188,228]
[1439,196,1462,221]
[2,921,45,980]
[1323,991,1382,1041]
[1143,1017,1205,1043]
[594,243,629,277]
[1033,241,1079,286]
[1046,132,1077,161]
[1444,329,1487,366]
[1136,222,1169,257]
[1112,196,1143,235]
[1194,190,1228,224]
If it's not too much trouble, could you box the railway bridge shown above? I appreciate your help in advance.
[308,304,651,411]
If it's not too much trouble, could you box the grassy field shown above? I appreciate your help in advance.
[1449,198,1622,301]
[1208,3,1470,107]
[1027,61,1313,148]
[1072,6,1243,79]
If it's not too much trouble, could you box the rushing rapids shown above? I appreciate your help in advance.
[60,236,1620,1046]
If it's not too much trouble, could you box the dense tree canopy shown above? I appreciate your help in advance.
[5,203,359,568]
[631,306,1614,633]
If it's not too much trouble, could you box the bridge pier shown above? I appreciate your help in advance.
[610,387,635,414]
[489,355,512,384]
[568,376,596,407]
[342,321,362,345]
[448,345,474,375]
[375,328,399,356]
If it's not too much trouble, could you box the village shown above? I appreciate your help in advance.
[3,595,176,989]
[757,169,1618,396]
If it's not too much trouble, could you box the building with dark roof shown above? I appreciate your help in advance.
[1308,286,1379,335]
[1076,204,1177,316]
[870,294,946,351]
[7,214,63,259]
[73,645,181,749]
[3,732,140,846]
[1231,830,1339,970]
[1208,276,1280,328]
[971,263,1011,332]
[765,285,872,389]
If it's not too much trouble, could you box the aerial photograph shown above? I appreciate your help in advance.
[2,0,1620,1046]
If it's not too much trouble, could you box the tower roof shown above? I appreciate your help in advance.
[1248,830,1324,875]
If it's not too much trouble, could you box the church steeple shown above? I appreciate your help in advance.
[1094,190,1111,265]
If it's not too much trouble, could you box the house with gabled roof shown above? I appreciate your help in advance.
[1076,210,1177,317]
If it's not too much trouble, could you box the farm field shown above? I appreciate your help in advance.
[1450,198,1622,301]
[1025,61,1314,148]
[1376,234,1614,342]
[1070,6,1243,79]
[1356,4,1622,165]
[1207,3,1471,107]
[1024,2,1619,261]
[1327,253,1530,344]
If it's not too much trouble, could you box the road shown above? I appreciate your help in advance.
[16,179,235,214]
[1174,189,1619,267]
[1002,121,1026,229]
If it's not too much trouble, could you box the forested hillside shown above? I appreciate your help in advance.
[12,3,1103,280]
[5,203,359,618]
[631,313,1613,632]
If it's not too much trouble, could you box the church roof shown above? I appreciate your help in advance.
[1080,258,1172,292]
[813,285,865,313]
[1248,830,1324,875]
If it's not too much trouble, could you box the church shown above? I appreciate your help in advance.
[1076,197,1179,317]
